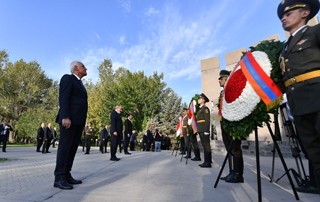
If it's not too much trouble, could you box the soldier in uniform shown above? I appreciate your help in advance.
[197,93,212,168]
[218,70,244,183]
[182,108,191,158]
[84,122,94,154]
[278,0,320,194]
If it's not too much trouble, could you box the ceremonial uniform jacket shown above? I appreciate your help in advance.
[182,115,188,136]
[196,105,210,133]
[85,126,94,136]
[280,24,320,116]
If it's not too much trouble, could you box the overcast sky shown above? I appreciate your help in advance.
[1,0,309,103]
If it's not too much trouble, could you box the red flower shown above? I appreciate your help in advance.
[225,69,247,103]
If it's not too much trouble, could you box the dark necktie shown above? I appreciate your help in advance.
[285,35,293,52]
[80,80,87,93]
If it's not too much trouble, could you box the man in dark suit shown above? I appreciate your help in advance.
[124,114,133,155]
[110,105,123,161]
[100,124,109,154]
[278,0,320,194]
[164,134,171,150]
[36,123,45,152]
[54,61,88,190]
[42,123,52,153]
[0,121,13,152]
[142,132,147,151]
[146,126,153,151]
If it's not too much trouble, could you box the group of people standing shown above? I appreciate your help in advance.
[141,126,171,152]
[0,121,13,152]
[36,122,57,153]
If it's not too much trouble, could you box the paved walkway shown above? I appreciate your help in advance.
[0,146,319,202]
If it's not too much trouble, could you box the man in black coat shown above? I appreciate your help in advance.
[124,114,133,155]
[52,127,57,148]
[164,134,171,150]
[42,123,53,153]
[54,61,88,190]
[278,0,320,194]
[100,124,109,153]
[0,121,13,152]
[110,105,123,161]
[146,126,153,151]
[36,123,45,152]
[142,132,147,151]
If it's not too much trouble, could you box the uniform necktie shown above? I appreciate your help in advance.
[285,35,293,52]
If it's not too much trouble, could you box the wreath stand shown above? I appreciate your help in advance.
[214,122,299,202]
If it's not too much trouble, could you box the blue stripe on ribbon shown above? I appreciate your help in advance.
[243,56,278,101]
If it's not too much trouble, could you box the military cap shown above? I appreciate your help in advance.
[219,70,230,80]
[199,93,209,103]
[183,107,188,111]
[277,0,320,20]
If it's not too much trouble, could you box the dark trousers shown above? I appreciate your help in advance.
[111,134,120,158]
[54,124,83,181]
[100,137,109,153]
[42,139,49,153]
[146,141,152,151]
[199,132,212,163]
[180,137,185,152]
[221,127,243,175]
[124,136,130,153]
[36,138,43,151]
[0,135,8,152]
[85,135,92,153]
[130,141,135,151]
[294,111,320,193]
[46,138,52,152]
[52,139,56,148]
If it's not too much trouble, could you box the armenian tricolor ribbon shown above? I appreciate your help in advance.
[188,100,197,133]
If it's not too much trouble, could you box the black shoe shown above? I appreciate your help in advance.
[54,179,73,190]
[42,152,46,154]
[225,174,244,183]
[46,151,51,153]
[110,157,120,161]
[66,176,82,185]
[191,157,201,161]
[220,172,234,180]
[125,152,131,155]
[199,162,212,168]
[296,184,319,194]
[84,152,89,155]
[36,150,41,152]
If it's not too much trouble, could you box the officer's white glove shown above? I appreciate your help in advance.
[188,119,191,125]
[204,132,210,135]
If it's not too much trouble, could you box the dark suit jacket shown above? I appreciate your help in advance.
[44,127,52,140]
[124,119,132,137]
[0,124,13,137]
[147,129,153,142]
[53,130,57,139]
[37,127,44,139]
[110,111,123,135]
[56,74,88,126]
[280,24,320,116]
[100,128,109,140]
[143,134,147,144]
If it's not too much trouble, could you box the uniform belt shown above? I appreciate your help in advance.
[197,120,205,123]
[182,126,187,128]
[285,70,320,87]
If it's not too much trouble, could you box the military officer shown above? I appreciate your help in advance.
[278,0,320,194]
[182,108,191,158]
[197,93,212,168]
[218,70,244,183]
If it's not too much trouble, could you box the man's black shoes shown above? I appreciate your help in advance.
[296,183,319,194]
[54,179,73,190]
[220,172,234,180]
[198,162,212,168]
[225,174,244,183]
[191,157,201,161]
[110,157,120,161]
[125,152,131,155]
[66,176,82,185]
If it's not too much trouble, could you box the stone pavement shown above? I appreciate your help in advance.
[0,146,319,202]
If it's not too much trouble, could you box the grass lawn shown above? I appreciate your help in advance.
[6,144,35,147]
[0,158,8,162]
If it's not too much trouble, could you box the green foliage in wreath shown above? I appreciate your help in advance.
[221,40,285,140]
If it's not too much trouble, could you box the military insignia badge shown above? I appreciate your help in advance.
[205,108,209,113]
[297,39,307,45]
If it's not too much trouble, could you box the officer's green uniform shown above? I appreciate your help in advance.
[197,94,212,167]
[182,115,192,158]
[278,0,320,193]
[85,126,94,154]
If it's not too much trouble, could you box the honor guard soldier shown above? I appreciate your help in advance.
[278,0,320,194]
[197,93,212,168]
[182,108,191,158]
[218,70,244,183]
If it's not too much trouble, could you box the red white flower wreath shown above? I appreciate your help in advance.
[222,51,272,121]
